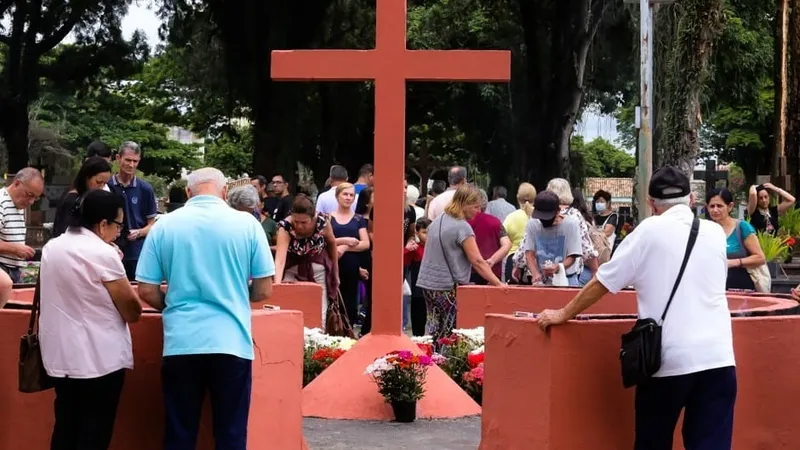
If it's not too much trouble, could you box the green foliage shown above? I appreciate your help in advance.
[571,136,635,178]
[757,232,791,263]
[204,128,254,177]
[35,86,202,181]
[778,208,800,238]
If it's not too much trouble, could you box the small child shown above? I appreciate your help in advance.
[406,218,430,336]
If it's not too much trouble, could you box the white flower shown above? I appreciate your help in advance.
[365,356,392,377]
[469,345,484,355]
[411,335,433,344]
[452,327,485,348]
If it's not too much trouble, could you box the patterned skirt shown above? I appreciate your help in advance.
[421,288,457,347]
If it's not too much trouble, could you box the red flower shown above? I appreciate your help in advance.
[416,343,434,357]
[787,237,796,248]
[467,351,484,368]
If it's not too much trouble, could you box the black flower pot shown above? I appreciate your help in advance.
[391,401,417,423]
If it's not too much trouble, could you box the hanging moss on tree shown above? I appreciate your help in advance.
[656,0,725,176]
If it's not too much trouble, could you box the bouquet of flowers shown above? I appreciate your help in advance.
[462,345,485,404]
[436,328,485,390]
[303,328,356,386]
[462,363,484,404]
[365,350,434,404]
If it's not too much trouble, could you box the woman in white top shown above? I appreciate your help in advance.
[39,190,142,450]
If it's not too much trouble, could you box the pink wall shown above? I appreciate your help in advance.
[8,282,323,329]
[480,314,800,450]
[457,286,795,329]
[0,309,306,450]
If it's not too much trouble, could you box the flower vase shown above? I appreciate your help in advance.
[391,401,417,423]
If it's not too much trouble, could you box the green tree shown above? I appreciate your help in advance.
[0,1,148,172]
[571,136,636,178]
[36,87,202,180]
[204,127,254,177]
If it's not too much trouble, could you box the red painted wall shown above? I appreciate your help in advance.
[0,309,306,450]
[480,313,800,450]
[457,285,794,329]
[8,282,323,329]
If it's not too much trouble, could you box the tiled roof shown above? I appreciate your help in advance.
[584,178,633,199]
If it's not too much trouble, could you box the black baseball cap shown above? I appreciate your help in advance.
[649,166,691,200]
[532,191,560,220]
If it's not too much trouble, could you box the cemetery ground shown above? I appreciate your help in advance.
[303,416,481,449]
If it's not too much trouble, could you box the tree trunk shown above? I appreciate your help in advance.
[515,0,609,189]
[775,0,791,182]
[787,0,800,197]
[0,96,31,173]
[657,0,725,178]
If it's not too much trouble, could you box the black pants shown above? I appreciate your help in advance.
[162,354,252,450]
[360,268,373,336]
[122,260,138,282]
[51,369,126,450]
[339,269,360,327]
[410,295,427,336]
[635,366,737,450]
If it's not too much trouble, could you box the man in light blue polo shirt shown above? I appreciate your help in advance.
[136,167,274,450]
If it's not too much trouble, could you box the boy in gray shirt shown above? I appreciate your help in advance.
[524,191,582,285]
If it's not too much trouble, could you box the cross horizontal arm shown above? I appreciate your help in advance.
[403,50,511,82]
[271,50,377,81]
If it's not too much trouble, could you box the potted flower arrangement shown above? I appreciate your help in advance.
[757,232,792,278]
[436,327,485,392]
[778,207,800,262]
[365,350,434,422]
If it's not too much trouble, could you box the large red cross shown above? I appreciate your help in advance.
[272,0,510,335]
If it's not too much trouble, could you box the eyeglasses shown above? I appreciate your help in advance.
[110,219,124,228]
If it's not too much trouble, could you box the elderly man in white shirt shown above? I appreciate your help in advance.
[316,164,357,214]
[537,166,736,450]
[427,165,467,221]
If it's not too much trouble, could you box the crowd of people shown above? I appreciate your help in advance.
[4,143,800,449]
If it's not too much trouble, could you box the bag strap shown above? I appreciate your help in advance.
[27,274,41,335]
[438,216,456,286]
[660,218,700,324]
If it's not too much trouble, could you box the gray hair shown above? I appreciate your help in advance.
[478,188,489,210]
[448,166,467,186]
[493,185,508,199]
[228,184,261,211]
[14,167,43,183]
[187,167,227,195]
[652,194,692,211]
[329,165,348,182]
[118,141,141,157]
[406,184,420,203]
[546,178,573,205]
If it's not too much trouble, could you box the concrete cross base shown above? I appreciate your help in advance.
[302,333,481,420]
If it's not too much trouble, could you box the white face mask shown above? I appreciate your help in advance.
[596,202,607,212]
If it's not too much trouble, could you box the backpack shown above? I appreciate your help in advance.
[590,215,614,264]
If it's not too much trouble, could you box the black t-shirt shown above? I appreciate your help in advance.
[594,213,618,231]
[750,206,779,235]
[264,195,293,222]
[52,192,80,238]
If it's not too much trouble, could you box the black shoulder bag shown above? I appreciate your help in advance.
[619,218,699,388]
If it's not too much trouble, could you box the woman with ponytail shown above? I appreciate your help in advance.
[501,183,536,282]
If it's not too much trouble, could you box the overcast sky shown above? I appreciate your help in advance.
[119,4,621,145]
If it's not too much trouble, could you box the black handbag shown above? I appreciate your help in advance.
[19,275,53,393]
[619,218,699,388]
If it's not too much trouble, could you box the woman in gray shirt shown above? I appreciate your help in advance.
[417,185,503,345]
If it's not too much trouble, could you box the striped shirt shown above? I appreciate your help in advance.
[0,188,26,268]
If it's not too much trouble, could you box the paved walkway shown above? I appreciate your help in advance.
[303,417,481,450]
